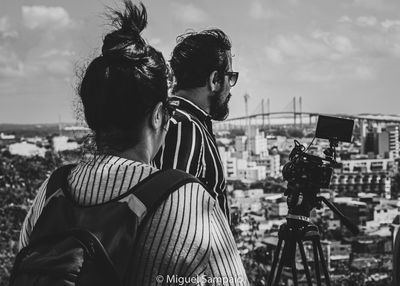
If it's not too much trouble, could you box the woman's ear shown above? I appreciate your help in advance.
[208,70,221,92]
[150,102,164,130]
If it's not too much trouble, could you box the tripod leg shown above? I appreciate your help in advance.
[316,241,331,286]
[298,241,313,286]
[273,242,290,286]
[312,240,322,286]
[267,238,283,286]
[291,259,298,286]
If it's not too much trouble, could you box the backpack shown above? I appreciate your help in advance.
[9,165,201,286]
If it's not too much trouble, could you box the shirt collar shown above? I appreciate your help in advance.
[171,95,211,122]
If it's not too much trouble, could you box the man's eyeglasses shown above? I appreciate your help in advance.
[224,71,239,87]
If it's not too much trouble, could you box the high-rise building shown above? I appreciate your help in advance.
[247,127,268,156]
[363,124,400,159]
[386,125,399,158]
[235,136,247,153]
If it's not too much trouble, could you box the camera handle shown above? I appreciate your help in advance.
[316,196,359,235]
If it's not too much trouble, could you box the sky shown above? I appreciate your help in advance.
[1,0,400,124]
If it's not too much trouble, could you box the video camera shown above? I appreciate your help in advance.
[282,115,355,222]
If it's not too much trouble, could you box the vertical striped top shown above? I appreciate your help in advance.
[154,96,230,224]
[19,154,249,285]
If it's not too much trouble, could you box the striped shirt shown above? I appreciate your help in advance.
[19,154,249,285]
[154,96,230,224]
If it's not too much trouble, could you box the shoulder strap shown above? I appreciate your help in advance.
[45,164,77,200]
[128,168,203,213]
[45,164,204,213]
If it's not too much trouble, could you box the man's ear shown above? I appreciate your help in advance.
[208,70,221,92]
[150,102,164,130]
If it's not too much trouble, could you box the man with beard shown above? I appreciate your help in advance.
[154,29,238,224]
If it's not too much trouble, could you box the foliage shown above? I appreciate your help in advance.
[0,153,61,285]
[287,128,305,138]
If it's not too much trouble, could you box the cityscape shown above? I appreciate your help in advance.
[1,106,400,285]
[2,1,400,285]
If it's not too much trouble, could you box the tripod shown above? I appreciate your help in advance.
[266,221,331,286]
[266,197,359,286]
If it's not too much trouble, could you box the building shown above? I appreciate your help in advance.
[386,125,400,159]
[62,125,90,140]
[363,124,400,159]
[235,136,247,153]
[52,136,80,152]
[231,189,265,213]
[334,198,369,227]
[8,141,46,157]
[0,133,16,140]
[237,165,266,182]
[263,194,288,218]
[340,158,394,173]
[373,204,399,224]
[254,154,281,178]
[247,128,268,156]
[330,173,391,198]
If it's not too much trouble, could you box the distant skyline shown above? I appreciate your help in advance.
[1,0,400,123]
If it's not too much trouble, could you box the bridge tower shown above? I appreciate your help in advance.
[244,93,251,152]
[261,99,265,129]
[267,98,271,132]
[299,96,303,128]
[293,97,297,126]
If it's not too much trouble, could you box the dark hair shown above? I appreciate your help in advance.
[78,1,168,153]
[170,29,232,91]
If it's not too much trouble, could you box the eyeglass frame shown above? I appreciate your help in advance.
[224,71,239,87]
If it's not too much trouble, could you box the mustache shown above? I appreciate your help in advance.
[224,93,232,104]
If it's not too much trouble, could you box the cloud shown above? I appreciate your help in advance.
[264,33,354,64]
[265,46,284,64]
[351,0,394,11]
[0,17,18,39]
[381,19,400,31]
[0,46,24,77]
[249,1,280,20]
[44,59,72,75]
[335,16,400,58]
[171,3,208,24]
[40,49,75,58]
[312,31,355,55]
[263,32,376,83]
[338,16,352,24]
[338,15,378,27]
[22,6,74,30]
[356,16,378,27]
[293,61,376,82]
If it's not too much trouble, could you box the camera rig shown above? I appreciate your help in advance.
[282,115,356,226]
[267,115,358,286]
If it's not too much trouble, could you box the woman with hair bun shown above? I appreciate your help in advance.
[16,1,249,285]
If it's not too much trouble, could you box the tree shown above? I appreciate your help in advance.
[287,128,305,138]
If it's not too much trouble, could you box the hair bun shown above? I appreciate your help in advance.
[102,1,147,58]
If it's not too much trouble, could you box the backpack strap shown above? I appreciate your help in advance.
[127,168,203,215]
[44,164,202,214]
[45,164,77,200]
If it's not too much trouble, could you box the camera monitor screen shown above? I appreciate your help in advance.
[315,115,354,143]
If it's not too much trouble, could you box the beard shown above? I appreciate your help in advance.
[210,91,232,121]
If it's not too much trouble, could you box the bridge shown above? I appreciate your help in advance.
[214,96,400,131]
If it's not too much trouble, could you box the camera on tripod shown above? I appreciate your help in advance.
[282,115,354,221]
[267,115,359,286]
